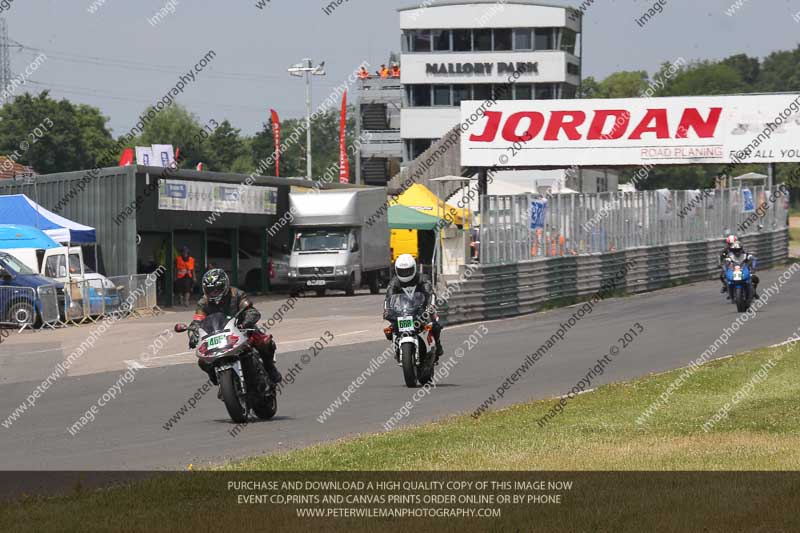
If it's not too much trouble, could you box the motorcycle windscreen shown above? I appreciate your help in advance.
[389,292,426,315]
[200,312,229,336]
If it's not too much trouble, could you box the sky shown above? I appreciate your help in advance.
[2,0,799,136]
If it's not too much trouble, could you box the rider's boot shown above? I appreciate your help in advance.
[263,360,283,384]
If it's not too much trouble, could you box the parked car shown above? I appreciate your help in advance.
[0,252,63,327]
[206,238,289,292]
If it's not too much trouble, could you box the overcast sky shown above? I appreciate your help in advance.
[3,0,799,136]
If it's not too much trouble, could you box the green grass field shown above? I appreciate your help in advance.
[229,340,800,471]
[3,341,800,531]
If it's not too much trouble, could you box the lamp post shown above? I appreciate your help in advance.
[288,58,326,179]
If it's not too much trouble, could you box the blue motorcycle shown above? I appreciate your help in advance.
[725,259,753,313]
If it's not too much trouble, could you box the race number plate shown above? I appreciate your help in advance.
[733,271,743,280]
[397,316,414,332]
[206,334,226,349]
[307,279,326,286]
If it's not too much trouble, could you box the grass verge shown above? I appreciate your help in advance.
[230,339,800,471]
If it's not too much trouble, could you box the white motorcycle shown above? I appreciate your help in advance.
[175,311,277,423]
[384,288,437,388]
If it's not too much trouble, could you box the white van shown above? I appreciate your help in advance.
[0,225,120,312]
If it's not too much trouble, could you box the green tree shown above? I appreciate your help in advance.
[0,91,115,173]
[205,120,246,171]
[595,71,649,98]
[658,61,747,96]
[133,104,210,168]
[757,46,800,92]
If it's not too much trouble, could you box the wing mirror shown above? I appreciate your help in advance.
[174,323,188,333]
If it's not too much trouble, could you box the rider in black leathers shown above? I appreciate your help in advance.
[188,269,283,385]
[383,254,444,359]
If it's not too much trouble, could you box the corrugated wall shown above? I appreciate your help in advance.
[0,167,137,276]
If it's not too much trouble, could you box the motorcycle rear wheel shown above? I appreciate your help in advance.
[401,343,417,388]
[220,369,248,424]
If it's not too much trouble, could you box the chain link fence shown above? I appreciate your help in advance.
[479,186,789,265]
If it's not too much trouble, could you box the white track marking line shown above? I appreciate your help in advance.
[124,360,147,369]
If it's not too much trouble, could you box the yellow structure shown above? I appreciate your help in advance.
[390,228,418,261]
[389,184,467,227]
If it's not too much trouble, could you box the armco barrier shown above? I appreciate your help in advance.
[438,229,788,326]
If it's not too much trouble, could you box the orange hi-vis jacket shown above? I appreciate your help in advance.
[176,256,195,279]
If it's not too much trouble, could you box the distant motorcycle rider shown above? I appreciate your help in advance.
[719,235,738,294]
[188,269,283,385]
[724,242,760,299]
[384,254,444,359]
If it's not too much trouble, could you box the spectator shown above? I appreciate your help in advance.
[378,64,389,78]
[358,67,369,79]
[390,63,400,78]
[175,245,196,307]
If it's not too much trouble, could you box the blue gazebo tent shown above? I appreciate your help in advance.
[0,194,96,244]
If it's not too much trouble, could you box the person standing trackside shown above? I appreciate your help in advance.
[175,245,196,307]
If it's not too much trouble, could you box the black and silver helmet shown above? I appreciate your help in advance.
[202,268,230,304]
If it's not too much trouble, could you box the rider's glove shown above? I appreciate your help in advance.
[188,332,199,349]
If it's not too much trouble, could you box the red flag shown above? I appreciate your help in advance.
[118,148,134,166]
[339,91,349,183]
[270,109,281,177]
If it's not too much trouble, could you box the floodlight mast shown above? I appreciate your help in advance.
[288,58,326,179]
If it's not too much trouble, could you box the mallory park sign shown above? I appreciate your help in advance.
[426,61,539,76]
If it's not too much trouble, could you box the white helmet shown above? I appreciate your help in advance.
[395,254,417,284]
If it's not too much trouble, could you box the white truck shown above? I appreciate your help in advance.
[287,188,390,296]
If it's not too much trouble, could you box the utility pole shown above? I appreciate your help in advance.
[0,18,12,93]
[288,58,326,179]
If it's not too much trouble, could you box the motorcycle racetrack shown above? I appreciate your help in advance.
[0,265,798,470]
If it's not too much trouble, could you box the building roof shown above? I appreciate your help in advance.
[398,0,573,12]
[0,157,35,180]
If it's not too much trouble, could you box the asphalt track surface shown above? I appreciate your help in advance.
[0,266,798,470]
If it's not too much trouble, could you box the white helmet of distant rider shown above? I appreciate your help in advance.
[395,254,417,284]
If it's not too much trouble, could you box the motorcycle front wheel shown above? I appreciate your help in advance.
[733,286,748,313]
[253,393,277,420]
[401,342,417,388]
[220,369,248,424]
